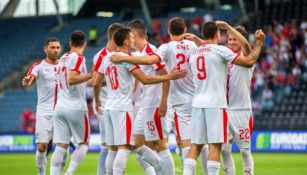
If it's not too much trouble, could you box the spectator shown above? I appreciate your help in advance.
[21,107,35,133]
[88,25,98,46]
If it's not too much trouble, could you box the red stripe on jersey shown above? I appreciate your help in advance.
[174,111,181,141]
[94,48,108,72]
[126,112,132,144]
[72,56,83,73]
[153,53,162,61]
[145,43,155,55]
[249,113,253,137]
[223,109,228,143]
[53,83,58,110]
[227,46,239,53]
[230,53,240,64]
[226,64,233,105]
[27,61,42,76]
[154,108,163,139]
[84,114,90,143]
[129,65,140,73]
[154,62,165,71]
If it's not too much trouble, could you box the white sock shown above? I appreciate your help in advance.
[113,149,131,175]
[158,149,175,175]
[105,150,117,175]
[98,145,108,175]
[221,144,235,175]
[137,154,156,175]
[240,149,254,175]
[200,145,209,175]
[60,148,69,173]
[36,150,47,175]
[135,145,163,172]
[66,144,88,174]
[50,146,67,175]
[182,147,190,162]
[207,161,220,175]
[183,158,197,175]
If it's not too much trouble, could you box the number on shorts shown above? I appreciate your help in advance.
[239,128,250,140]
[146,121,155,133]
[106,66,119,90]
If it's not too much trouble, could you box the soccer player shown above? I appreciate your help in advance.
[93,27,186,175]
[110,18,210,172]
[22,38,61,175]
[50,30,92,175]
[90,23,124,175]
[183,21,265,175]
[216,21,255,175]
[128,19,171,175]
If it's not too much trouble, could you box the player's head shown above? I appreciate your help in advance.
[228,26,248,52]
[44,37,61,61]
[201,21,219,43]
[107,23,125,41]
[113,27,134,50]
[128,19,147,40]
[70,30,86,49]
[168,17,187,36]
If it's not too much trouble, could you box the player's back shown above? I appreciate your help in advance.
[189,44,239,108]
[156,39,197,105]
[57,52,88,111]
[100,51,139,111]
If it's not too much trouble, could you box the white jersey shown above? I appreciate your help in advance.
[56,52,88,111]
[93,47,110,110]
[27,59,59,116]
[98,51,140,111]
[227,55,254,109]
[155,40,197,105]
[189,44,240,108]
[139,43,165,109]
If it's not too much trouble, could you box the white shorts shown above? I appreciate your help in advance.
[227,109,253,149]
[191,108,229,144]
[53,106,90,144]
[104,110,135,146]
[142,108,168,141]
[133,110,144,135]
[97,113,106,144]
[35,114,53,143]
[166,103,191,141]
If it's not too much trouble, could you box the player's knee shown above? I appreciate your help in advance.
[180,139,191,148]
[221,145,232,156]
[153,140,167,152]
[37,143,48,152]
[240,148,251,157]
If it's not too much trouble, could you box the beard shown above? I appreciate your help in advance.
[48,54,59,61]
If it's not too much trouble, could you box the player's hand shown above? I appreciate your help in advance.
[159,102,167,118]
[110,54,125,63]
[95,100,103,115]
[216,21,230,30]
[22,75,34,86]
[255,29,266,45]
[182,33,197,41]
[169,68,187,80]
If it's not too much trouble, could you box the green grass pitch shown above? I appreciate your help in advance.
[0,153,306,175]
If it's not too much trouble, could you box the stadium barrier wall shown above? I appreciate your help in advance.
[0,130,307,153]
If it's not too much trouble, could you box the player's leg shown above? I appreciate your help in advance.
[50,108,70,175]
[64,111,90,175]
[200,144,209,175]
[104,110,117,175]
[35,114,53,175]
[97,115,108,175]
[183,108,206,175]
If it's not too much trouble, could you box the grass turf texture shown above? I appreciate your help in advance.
[0,153,306,175]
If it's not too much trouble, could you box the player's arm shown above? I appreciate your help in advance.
[111,54,160,65]
[182,33,207,46]
[157,67,170,118]
[233,30,266,67]
[68,70,92,85]
[22,75,36,87]
[216,21,252,55]
[87,71,106,87]
[131,68,187,85]
[93,73,105,114]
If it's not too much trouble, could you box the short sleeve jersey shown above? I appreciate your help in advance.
[98,51,140,111]
[27,59,59,116]
[139,43,165,109]
[189,44,240,108]
[155,40,197,105]
[56,52,88,111]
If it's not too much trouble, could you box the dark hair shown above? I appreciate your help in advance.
[234,26,248,39]
[70,30,86,47]
[113,27,131,46]
[44,37,60,47]
[107,23,125,39]
[201,21,218,39]
[168,17,186,35]
[128,19,147,38]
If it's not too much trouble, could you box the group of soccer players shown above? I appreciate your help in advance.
[22,16,266,175]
